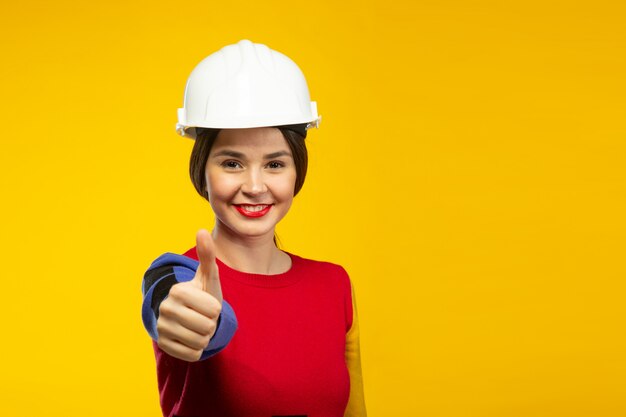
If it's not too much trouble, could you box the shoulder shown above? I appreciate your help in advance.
[290,253,356,329]
[290,252,348,274]
[288,252,352,289]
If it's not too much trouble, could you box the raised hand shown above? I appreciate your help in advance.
[156,229,223,361]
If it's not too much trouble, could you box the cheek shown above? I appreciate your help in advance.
[272,171,297,201]
[205,170,237,201]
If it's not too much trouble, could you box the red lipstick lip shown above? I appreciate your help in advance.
[233,204,272,218]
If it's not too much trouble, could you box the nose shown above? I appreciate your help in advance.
[240,168,268,196]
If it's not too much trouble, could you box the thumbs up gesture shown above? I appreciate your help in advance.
[156,229,223,362]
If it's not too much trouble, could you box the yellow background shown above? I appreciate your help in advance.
[1,0,625,416]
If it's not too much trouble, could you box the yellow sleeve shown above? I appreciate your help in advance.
[344,280,367,417]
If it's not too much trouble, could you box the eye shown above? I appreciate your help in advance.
[221,160,242,169]
[267,161,285,169]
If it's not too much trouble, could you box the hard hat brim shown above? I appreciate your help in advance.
[179,123,311,140]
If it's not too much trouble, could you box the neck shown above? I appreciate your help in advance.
[211,221,288,275]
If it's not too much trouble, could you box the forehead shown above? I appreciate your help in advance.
[211,128,290,154]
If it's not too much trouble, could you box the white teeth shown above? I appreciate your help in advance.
[241,205,268,212]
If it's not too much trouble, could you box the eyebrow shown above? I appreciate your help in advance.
[212,150,292,159]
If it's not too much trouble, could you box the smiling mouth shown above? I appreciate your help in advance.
[233,204,273,218]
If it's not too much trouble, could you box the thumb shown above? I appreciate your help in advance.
[192,229,223,303]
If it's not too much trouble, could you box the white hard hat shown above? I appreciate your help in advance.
[176,39,321,139]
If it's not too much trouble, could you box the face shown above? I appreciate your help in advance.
[205,127,297,240]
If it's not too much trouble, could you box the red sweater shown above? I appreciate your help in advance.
[152,248,356,417]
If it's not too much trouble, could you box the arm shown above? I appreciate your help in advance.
[141,252,238,360]
[344,280,367,417]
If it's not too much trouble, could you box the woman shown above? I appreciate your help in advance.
[141,39,366,417]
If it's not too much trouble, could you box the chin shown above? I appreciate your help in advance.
[232,226,275,239]
[220,217,278,239]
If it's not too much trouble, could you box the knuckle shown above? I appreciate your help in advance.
[182,349,201,362]
[169,283,183,298]
[205,297,221,317]
[159,302,173,317]
[191,337,208,351]
[204,320,217,338]
[156,338,167,350]
[156,319,171,338]
[199,317,215,335]
[207,320,217,336]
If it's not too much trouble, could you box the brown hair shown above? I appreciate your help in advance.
[189,127,308,201]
